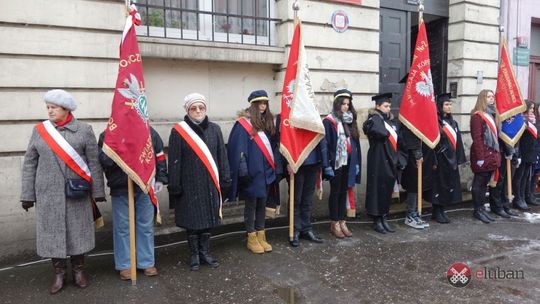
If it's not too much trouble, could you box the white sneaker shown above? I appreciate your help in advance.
[415,214,429,228]
[404,215,424,229]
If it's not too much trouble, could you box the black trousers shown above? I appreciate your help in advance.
[244,196,266,233]
[186,228,210,236]
[289,164,318,233]
[328,166,348,221]
[472,171,493,209]
[513,162,533,202]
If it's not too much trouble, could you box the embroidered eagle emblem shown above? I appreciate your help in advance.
[118,73,149,123]
[415,70,434,98]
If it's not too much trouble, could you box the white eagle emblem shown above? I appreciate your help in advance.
[118,73,149,122]
[284,80,295,108]
[415,70,434,98]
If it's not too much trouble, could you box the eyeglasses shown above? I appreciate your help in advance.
[189,105,206,112]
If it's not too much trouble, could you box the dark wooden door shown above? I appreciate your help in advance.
[379,8,408,109]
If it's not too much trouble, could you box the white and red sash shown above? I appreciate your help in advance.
[384,121,398,152]
[324,115,352,153]
[475,111,498,138]
[346,187,356,218]
[173,121,223,218]
[35,120,92,182]
[237,117,275,170]
[442,120,458,151]
[527,122,538,138]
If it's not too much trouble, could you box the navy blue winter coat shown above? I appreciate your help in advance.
[323,116,361,187]
[228,117,277,201]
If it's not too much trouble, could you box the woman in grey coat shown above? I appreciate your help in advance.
[168,93,231,271]
[20,89,105,294]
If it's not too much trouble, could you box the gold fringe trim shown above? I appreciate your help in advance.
[347,209,356,218]
[102,143,156,193]
[279,134,324,174]
[499,122,526,147]
[398,115,440,149]
[265,207,277,219]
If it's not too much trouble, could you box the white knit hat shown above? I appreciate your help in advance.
[184,93,207,112]
[43,89,77,111]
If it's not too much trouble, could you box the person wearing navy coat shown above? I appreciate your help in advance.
[322,89,361,239]
[228,90,277,254]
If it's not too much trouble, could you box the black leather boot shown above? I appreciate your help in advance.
[473,209,490,223]
[513,198,530,210]
[70,255,88,288]
[50,258,66,294]
[381,215,395,232]
[187,234,200,271]
[431,205,448,223]
[439,205,451,223]
[481,209,495,221]
[199,233,219,268]
[373,217,386,234]
[503,206,519,217]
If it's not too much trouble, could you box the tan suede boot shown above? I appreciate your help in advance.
[339,220,353,237]
[247,232,264,254]
[256,230,272,252]
[330,221,345,238]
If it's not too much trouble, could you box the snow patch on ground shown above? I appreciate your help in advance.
[520,212,540,223]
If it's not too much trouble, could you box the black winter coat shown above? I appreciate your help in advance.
[98,127,168,196]
[168,116,231,230]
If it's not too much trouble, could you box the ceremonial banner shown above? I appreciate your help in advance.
[495,39,526,121]
[279,19,325,173]
[500,113,526,146]
[399,20,440,148]
[102,4,155,192]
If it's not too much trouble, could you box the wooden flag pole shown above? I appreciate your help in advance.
[506,158,513,201]
[128,177,137,285]
[289,172,295,241]
[417,160,423,215]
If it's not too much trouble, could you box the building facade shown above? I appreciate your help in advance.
[0,0,509,260]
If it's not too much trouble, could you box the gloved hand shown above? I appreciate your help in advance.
[505,154,513,160]
[517,158,522,168]
[323,166,334,180]
[21,201,34,212]
[94,197,107,203]
[355,164,360,175]
[476,160,484,167]
[154,181,164,193]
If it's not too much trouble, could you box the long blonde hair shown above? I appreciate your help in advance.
[471,89,500,127]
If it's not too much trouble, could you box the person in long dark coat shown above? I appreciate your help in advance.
[20,89,105,294]
[469,89,501,223]
[323,89,361,238]
[513,101,539,210]
[228,90,277,254]
[363,93,405,234]
[168,93,231,271]
[431,93,466,223]
[399,121,436,229]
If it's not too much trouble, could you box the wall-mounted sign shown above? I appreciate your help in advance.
[513,47,530,66]
[331,10,349,33]
[330,0,362,5]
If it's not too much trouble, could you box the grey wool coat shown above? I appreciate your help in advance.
[168,116,231,230]
[20,118,105,258]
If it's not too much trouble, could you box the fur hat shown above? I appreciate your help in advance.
[184,93,207,112]
[43,89,77,111]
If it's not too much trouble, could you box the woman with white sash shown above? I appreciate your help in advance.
[20,89,105,294]
[228,90,277,254]
[168,93,231,271]
[469,89,501,223]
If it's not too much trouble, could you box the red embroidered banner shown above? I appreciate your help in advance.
[495,39,526,120]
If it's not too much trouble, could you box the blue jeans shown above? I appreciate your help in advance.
[112,192,155,270]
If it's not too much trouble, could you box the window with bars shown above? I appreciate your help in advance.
[136,0,278,46]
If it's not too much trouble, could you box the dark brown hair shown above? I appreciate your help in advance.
[247,101,275,136]
[332,96,359,139]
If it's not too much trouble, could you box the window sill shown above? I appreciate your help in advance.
[138,36,285,65]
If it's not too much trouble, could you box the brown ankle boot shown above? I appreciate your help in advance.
[70,255,88,288]
[330,221,345,238]
[339,220,353,237]
[50,258,66,294]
